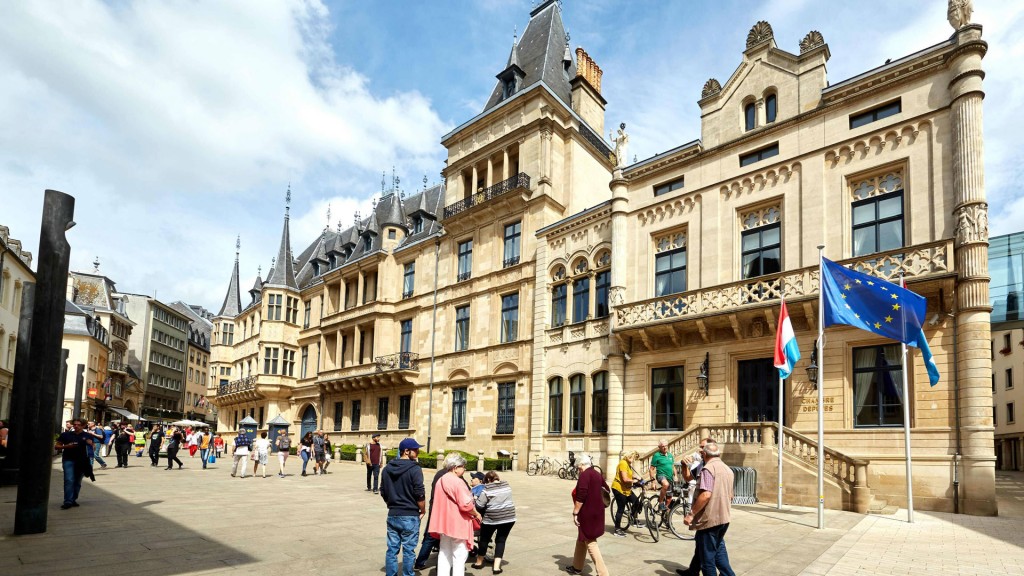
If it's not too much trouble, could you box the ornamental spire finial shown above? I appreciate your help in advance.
[285,183,291,218]
[235,235,240,261]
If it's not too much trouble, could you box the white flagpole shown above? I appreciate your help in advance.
[899,273,915,523]
[817,245,825,529]
[778,371,784,510]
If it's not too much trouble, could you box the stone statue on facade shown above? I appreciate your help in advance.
[947,0,973,30]
[612,122,629,169]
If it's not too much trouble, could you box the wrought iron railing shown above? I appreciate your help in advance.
[443,173,531,220]
[108,361,126,372]
[616,240,953,330]
[578,124,613,160]
[457,271,472,282]
[375,352,420,372]
[496,410,515,435]
[503,255,520,268]
[218,375,257,396]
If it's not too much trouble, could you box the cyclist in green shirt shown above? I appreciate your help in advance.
[649,439,675,511]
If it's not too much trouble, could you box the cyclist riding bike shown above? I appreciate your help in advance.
[649,440,675,511]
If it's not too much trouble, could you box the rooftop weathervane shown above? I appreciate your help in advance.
[285,183,291,218]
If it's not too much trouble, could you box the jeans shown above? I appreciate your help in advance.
[62,460,84,505]
[696,523,735,576]
[437,534,468,576]
[166,445,183,468]
[367,463,381,490]
[116,443,131,467]
[477,522,514,559]
[385,515,420,576]
[149,448,160,466]
[89,447,107,468]
[199,448,209,469]
[300,450,310,474]
[415,528,439,568]
[612,490,641,530]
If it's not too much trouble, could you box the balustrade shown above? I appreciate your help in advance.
[443,173,531,220]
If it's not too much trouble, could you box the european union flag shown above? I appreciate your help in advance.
[821,258,939,386]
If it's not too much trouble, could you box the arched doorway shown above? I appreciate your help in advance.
[300,405,318,441]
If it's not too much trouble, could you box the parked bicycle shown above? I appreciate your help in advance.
[608,475,648,532]
[557,451,578,480]
[527,455,555,476]
[641,479,692,541]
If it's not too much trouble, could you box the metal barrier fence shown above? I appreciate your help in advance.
[730,466,758,505]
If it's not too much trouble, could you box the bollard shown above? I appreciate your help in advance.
[356,448,363,464]
[477,450,485,473]
[512,450,519,472]
[334,446,341,462]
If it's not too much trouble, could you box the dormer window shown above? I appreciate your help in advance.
[744,102,756,131]
[312,261,320,277]
[502,78,515,99]
[765,94,777,124]
[363,235,372,252]
[412,215,424,234]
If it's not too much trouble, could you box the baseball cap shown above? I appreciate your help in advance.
[372,433,381,439]
[470,472,485,482]
[398,438,424,452]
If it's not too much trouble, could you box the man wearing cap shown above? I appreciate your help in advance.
[366,432,385,491]
[380,438,426,576]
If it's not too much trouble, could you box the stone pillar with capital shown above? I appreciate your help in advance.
[949,22,995,515]
[604,169,630,474]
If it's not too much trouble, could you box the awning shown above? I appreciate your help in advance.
[108,406,141,420]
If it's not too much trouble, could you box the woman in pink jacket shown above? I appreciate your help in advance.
[428,453,482,576]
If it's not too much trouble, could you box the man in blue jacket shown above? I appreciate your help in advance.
[380,438,425,576]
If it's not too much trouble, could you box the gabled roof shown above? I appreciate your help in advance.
[482,0,574,114]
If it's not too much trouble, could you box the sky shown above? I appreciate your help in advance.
[1,0,1022,314]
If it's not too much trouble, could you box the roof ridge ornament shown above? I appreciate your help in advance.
[947,0,973,30]
[285,183,291,219]
[799,30,825,54]
[702,78,722,99]
[235,235,240,261]
[746,20,774,49]
[325,203,331,232]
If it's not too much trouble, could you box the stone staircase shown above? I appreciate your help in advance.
[640,422,873,513]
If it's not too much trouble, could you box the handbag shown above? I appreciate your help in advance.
[601,484,612,509]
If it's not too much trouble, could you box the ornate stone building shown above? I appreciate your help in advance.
[0,224,34,420]
[211,1,994,514]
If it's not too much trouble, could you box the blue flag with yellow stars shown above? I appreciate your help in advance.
[821,257,940,386]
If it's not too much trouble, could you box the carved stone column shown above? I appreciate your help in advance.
[502,148,510,180]
[539,127,552,186]
[949,23,995,515]
[605,169,629,473]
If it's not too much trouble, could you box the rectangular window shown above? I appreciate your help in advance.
[1009,402,1016,424]
[286,297,298,323]
[400,319,413,354]
[351,400,361,431]
[739,143,779,167]
[378,397,389,430]
[569,374,585,433]
[457,239,473,282]
[451,387,467,435]
[741,223,782,279]
[363,273,377,304]
[334,402,343,431]
[655,247,687,296]
[455,305,470,351]
[264,347,279,375]
[303,301,311,329]
[268,294,282,321]
[849,99,901,129]
[548,377,563,433]
[1008,368,1014,390]
[853,344,904,428]
[282,349,295,377]
[503,221,521,268]
[412,215,424,235]
[398,394,412,429]
[592,371,608,433]
[551,284,567,327]
[403,262,415,299]
[651,366,685,431]
[572,277,589,323]
[301,346,308,379]
[595,270,610,318]
[501,293,519,343]
[654,177,684,197]
[852,191,904,257]
[496,382,515,434]
[258,407,264,428]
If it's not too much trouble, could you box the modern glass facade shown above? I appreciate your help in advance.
[991,231,1024,325]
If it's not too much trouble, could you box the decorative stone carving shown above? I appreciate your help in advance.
[596,250,611,268]
[751,319,765,338]
[746,21,774,49]
[655,231,687,253]
[552,265,566,281]
[799,30,825,54]
[740,204,781,230]
[639,196,697,226]
[701,78,722,99]
[610,286,626,307]
[573,258,589,275]
[613,123,629,169]
[947,0,973,30]
[954,203,989,246]
[850,169,904,201]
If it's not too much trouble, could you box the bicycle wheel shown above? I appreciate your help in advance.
[644,499,660,542]
[570,466,579,480]
[668,502,692,540]
[558,467,567,480]
[527,462,538,476]
[609,495,621,523]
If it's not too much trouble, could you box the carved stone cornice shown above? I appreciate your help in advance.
[825,120,929,169]
[719,162,800,201]
[637,195,699,227]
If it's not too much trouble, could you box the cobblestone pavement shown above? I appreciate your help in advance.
[0,457,1022,575]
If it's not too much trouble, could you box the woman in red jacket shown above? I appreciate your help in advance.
[567,454,609,576]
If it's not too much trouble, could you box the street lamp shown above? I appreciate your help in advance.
[696,352,709,394]
[806,339,819,388]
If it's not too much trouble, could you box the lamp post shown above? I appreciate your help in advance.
[697,352,710,394]
[806,339,819,388]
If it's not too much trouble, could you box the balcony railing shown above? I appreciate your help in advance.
[503,255,520,268]
[616,240,953,330]
[218,375,257,396]
[375,352,420,372]
[108,361,127,373]
[457,271,472,282]
[443,172,531,220]
[578,124,613,160]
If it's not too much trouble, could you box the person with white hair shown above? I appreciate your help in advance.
[566,454,609,576]
[682,440,736,576]
[428,453,483,576]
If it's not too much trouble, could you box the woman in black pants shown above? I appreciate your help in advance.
[113,424,133,468]
[611,451,642,536]
[165,426,184,469]
[472,471,516,574]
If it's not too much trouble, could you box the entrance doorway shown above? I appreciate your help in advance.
[737,358,780,423]
[300,405,318,440]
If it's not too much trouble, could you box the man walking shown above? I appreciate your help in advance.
[312,429,327,475]
[683,440,736,576]
[380,438,426,576]
[55,419,94,509]
[231,432,253,478]
[275,431,291,477]
[675,437,711,576]
[148,425,164,467]
[86,421,108,470]
[197,428,212,469]
[365,433,383,493]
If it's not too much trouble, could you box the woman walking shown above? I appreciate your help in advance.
[133,428,147,457]
[113,424,132,468]
[566,455,609,576]
[275,431,291,477]
[611,451,642,536]
[299,431,314,477]
[428,453,482,576]
[472,471,516,574]
[252,432,271,478]
[214,434,225,458]
[165,426,184,470]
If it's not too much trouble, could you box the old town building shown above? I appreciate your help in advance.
[59,300,110,423]
[170,301,214,425]
[0,225,34,420]
[211,1,994,514]
[120,292,190,421]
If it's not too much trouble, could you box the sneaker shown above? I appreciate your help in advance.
[373,489,378,494]
[613,529,626,537]
[564,567,583,575]
[60,503,72,510]
[658,502,667,512]
[100,464,108,469]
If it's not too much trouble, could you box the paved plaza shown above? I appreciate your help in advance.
[1,457,1023,575]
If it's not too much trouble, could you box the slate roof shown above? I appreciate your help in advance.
[63,299,108,344]
[69,271,117,310]
[169,301,213,352]
[217,254,242,317]
[482,0,575,114]
[265,211,298,290]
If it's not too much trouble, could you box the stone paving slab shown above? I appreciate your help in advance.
[0,458,1022,575]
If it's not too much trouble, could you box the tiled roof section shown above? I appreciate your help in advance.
[169,301,213,352]
[483,0,574,113]
[265,212,298,290]
[217,254,242,318]
[379,193,408,231]
[70,272,116,310]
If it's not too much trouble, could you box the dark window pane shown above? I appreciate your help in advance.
[853,203,875,225]
[745,103,756,131]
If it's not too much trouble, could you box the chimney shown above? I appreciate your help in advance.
[570,47,607,136]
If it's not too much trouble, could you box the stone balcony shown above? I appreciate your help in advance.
[443,172,531,220]
[317,352,420,393]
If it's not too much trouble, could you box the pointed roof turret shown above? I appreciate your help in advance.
[380,193,409,231]
[265,186,298,290]
[364,211,381,236]
[218,236,242,317]
[249,266,263,302]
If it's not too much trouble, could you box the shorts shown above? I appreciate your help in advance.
[657,474,672,485]
[314,451,326,463]
[256,451,269,465]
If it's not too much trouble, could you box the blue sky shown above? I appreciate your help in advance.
[1,0,1021,313]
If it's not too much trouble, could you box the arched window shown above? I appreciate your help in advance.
[592,371,608,432]
[569,374,585,433]
[548,377,563,433]
[744,102,756,131]
[765,94,777,123]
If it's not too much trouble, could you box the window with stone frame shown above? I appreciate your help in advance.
[351,400,361,431]
[263,347,279,375]
[744,101,756,131]
[303,301,311,329]
[451,387,467,435]
[500,293,519,342]
[570,258,590,323]
[282,349,295,377]
[850,169,905,257]
[402,262,415,299]
[333,402,343,431]
[548,377,563,433]
[654,231,687,296]
[594,250,611,318]
[455,305,470,351]
[457,239,473,282]
[377,397,389,430]
[503,221,522,268]
[301,346,308,379]
[765,93,778,123]
[286,297,299,324]
[551,265,567,327]
[496,382,515,434]
[853,344,904,428]
[591,371,608,433]
[267,294,282,321]
[651,366,685,431]
[398,395,411,429]
[569,374,585,433]
[740,204,782,280]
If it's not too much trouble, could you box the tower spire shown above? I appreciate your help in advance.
[218,235,243,317]
[265,187,298,289]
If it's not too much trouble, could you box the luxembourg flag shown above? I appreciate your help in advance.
[773,299,801,379]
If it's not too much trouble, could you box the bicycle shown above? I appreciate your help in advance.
[642,479,692,541]
[609,476,649,533]
[557,452,578,480]
[527,455,556,476]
